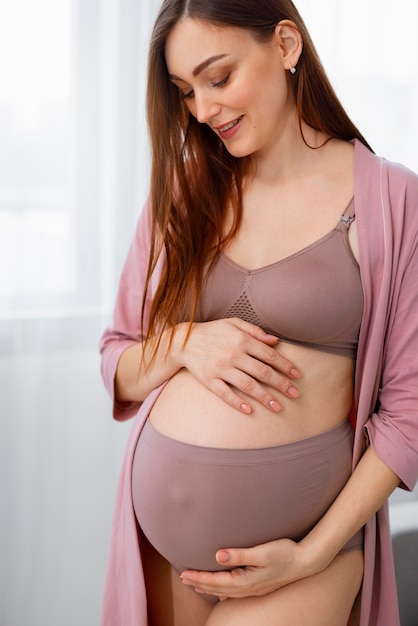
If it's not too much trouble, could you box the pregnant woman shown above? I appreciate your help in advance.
[99,1,418,624]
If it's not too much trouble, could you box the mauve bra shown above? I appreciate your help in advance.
[195,198,363,358]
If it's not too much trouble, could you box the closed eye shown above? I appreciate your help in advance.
[212,74,230,88]
[180,88,194,100]
[179,74,230,100]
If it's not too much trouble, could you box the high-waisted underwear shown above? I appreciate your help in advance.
[132,418,364,574]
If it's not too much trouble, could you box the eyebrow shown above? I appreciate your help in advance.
[169,54,229,81]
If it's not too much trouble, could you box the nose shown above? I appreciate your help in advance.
[194,91,221,124]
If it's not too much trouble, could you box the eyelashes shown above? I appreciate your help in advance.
[212,74,230,88]
[180,73,231,100]
[180,89,194,100]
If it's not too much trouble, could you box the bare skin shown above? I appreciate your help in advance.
[141,531,363,626]
[115,17,401,626]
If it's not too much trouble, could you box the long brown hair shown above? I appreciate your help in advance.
[143,0,371,352]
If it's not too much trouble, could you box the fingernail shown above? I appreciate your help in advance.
[290,368,301,378]
[268,399,281,412]
[240,403,252,414]
[181,578,192,586]
[217,550,230,564]
[287,386,299,398]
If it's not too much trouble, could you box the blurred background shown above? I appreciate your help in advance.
[1,1,417,625]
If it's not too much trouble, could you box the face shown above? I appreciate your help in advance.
[165,18,297,159]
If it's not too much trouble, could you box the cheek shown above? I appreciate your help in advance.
[257,81,289,121]
[233,70,285,120]
[185,101,197,118]
[179,95,198,120]
[228,80,257,113]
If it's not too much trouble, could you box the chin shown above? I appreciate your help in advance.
[222,141,257,159]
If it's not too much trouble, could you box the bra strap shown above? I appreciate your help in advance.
[339,197,355,229]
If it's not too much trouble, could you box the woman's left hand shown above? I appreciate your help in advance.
[180,538,317,599]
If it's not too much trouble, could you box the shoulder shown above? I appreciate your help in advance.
[384,158,418,204]
[354,141,418,216]
[355,139,418,193]
[354,143,418,275]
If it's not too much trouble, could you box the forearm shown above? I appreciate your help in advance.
[115,323,188,403]
[301,444,400,572]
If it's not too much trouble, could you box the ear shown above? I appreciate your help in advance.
[274,20,303,70]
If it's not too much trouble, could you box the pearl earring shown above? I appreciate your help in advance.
[289,63,297,75]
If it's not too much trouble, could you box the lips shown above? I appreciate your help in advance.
[218,116,243,132]
[214,115,244,139]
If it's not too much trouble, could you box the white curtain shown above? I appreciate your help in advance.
[1,1,159,625]
[1,1,417,625]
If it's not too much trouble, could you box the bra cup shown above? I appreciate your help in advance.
[197,226,363,358]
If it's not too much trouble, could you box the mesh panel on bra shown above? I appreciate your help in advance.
[224,291,265,328]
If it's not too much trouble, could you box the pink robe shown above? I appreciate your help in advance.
[99,140,418,625]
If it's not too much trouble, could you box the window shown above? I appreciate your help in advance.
[0,0,156,352]
[0,0,76,313]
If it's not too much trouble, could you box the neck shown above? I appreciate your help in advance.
[250,120,331,186]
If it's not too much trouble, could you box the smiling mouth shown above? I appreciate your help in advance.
[217,116,243,132]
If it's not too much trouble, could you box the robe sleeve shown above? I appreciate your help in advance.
[99,198,156,421]
[364,168,418,491]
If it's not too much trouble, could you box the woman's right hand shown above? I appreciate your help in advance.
[177,318,301,414]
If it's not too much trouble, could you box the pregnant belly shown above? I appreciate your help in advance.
[148,343,355,448]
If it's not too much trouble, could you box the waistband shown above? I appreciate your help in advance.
[139,418,353,466]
